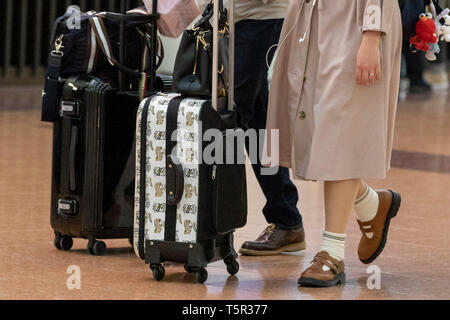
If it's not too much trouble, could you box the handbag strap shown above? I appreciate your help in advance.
[194,0,227,31]
[90,16,141,76]
[90,8,162,77]
[98,11,159,25]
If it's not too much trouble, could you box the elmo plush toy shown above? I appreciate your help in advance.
[410,12,439,52]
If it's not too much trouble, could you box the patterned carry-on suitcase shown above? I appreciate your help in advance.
[133,93,247,282]
[133,0,247,283]
[51,75,142,255]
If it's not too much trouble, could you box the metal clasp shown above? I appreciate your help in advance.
[51,34,64,56]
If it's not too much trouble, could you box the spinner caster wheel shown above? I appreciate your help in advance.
[128,238,133,246]
[151,264,165,281]
[225,258,239,276]
[184,264,194,273]
[195,268,208,284]
[54,232,62,250]
[59,236,73,251]
[88,240,106,256]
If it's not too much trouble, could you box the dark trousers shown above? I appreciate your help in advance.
[234,19,303,229]
[403,39,426,85]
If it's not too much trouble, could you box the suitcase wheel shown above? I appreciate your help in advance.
[54,232,73,251]
[150,264,165,281]
[128,238,133,246]
[88,240,107,256]
[184,264,194,273]
[224,257,240,276]
[195,268,208,284]
[54,232,62,250]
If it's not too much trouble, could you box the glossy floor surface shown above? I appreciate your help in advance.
[0,86,449,300]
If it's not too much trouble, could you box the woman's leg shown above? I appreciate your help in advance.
[317,179,361,263]
[298,177,401,287]
[298,179,360,287]
[324,179,361,234]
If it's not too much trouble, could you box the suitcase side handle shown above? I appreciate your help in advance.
[69,125,78,192]
[166,155,184,206]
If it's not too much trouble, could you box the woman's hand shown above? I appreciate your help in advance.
[356,31,382,86]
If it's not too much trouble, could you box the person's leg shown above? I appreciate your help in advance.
[403,39,432,94]
[247,69,303,230]
[324,180,360,235]
[298,179,359,287]
[298,179,401,287]
[235,19,304,255]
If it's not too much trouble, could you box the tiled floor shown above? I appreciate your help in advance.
[0,86,449,300]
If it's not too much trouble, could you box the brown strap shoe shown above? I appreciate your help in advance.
[239,223,306,256]
[298,251,346,287]
[357,190,401,264]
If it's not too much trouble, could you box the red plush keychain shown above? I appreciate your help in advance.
[409,12,438,52]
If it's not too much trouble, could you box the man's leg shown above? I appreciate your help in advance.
[403,39,432,94]
[234,19,305,255]
[248,79,303,229]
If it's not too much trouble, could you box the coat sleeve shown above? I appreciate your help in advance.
[359,0,398,35]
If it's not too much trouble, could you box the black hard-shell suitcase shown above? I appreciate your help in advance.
[133,0,248,283]
[49,0,162,255]
[51,75,141,255]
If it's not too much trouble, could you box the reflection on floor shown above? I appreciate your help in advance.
[0,86,449,300]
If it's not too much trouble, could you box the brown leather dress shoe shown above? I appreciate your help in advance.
[358,190,401,264]
[298,251,346,287]
[239,224,306,256]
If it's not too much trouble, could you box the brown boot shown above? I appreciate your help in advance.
[239,224,306,256]
[357,190,401,264]
[298,251,346,287]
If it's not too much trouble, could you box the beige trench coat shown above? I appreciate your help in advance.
[265,0,402,181]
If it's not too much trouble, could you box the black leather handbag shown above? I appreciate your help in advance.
[172,0,229,98]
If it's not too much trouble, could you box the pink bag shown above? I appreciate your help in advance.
[143,0,201,38]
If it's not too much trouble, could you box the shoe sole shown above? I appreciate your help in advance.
[298,272,346,287]
[239,242,306,256]
[360,190,401,265]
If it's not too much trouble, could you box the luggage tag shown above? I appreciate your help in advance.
[138,72,148,102]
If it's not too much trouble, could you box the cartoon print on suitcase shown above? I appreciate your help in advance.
[134,94,203,256]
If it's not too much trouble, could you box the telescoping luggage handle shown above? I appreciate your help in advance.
[212,0,234,112]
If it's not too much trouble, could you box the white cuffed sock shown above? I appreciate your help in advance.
[354,185,379,222]
[320,231,346,261]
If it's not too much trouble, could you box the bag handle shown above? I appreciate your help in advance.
[90,14,163,78]
[90,16,143,76]
[194,1,227,30]
[166,155,185,206]
[99,11,158,25]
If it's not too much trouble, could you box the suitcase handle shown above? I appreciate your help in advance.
[69,125,78,192]
[212,0,234,111]
[166,155,184,206]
